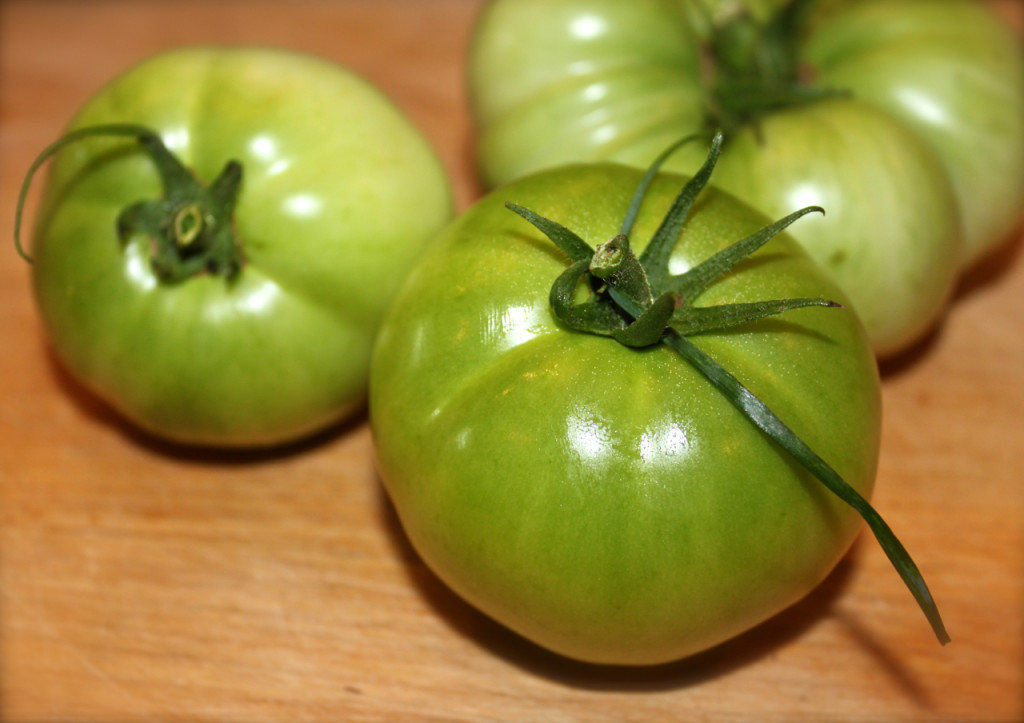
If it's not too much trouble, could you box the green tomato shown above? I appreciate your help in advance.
[24,47,453,447]
[805,0,1024,267]
[370,161,881,665]
[469,0,1024,356]
[710,99,960,356]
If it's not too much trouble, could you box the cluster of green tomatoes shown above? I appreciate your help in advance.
[16,0,1023,665]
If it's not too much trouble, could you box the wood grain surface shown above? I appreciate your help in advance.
[1,1,1022,720]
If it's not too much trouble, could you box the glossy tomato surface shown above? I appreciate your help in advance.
[470,0,1024,356]
[29,47,453,447]
[370,161,881,665]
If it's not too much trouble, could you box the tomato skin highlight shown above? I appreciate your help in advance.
[469,0,1024,356]
[28,47,453,447]
[370,162,881,665]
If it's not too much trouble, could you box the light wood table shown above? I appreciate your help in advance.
[2,1,1021,720]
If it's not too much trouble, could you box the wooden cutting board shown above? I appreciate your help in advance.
[2,1,1021,719]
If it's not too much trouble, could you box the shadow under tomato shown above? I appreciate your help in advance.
[877,315,949,380]
[43,345,365,465]
[954,221,1023,304]
[375,480,904,692]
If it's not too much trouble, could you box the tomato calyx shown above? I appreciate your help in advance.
[15,123,245,283]
[508,133,835,343]
[700,0,845,134]
[505,132,950,645]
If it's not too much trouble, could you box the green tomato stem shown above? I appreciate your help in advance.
[14,123,245,283]
[174,203,205,246]
[590,234,654,307]
[506,132,950,645]
[703,0,847,132]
